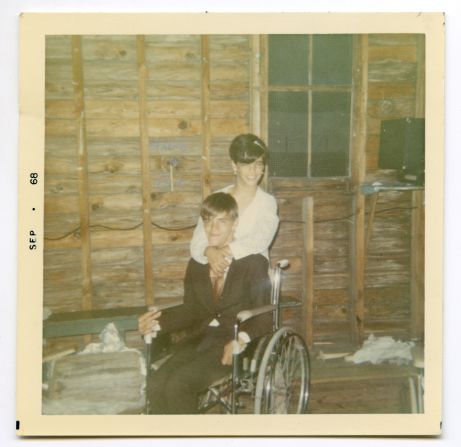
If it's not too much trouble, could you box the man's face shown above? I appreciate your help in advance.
[203,211,238,248]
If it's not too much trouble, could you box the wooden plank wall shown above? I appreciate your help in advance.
[44,35,251,346]
[44,34,424,350]
[269,34,424,343]
[363,34,424,340]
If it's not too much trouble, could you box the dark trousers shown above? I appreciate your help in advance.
[147,337,231,414]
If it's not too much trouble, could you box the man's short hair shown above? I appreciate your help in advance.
[229,133,268,165]
[200,192,238,221]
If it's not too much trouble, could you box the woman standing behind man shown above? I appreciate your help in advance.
[190,134,279,275]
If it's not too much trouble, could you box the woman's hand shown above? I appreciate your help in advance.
[205,245,233,276]
[138,308,162,337]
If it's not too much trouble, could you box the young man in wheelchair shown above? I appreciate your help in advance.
[138,192,272,414]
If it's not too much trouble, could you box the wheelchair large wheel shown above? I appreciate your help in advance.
[254,328,310,414]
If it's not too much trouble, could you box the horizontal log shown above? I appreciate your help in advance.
[44,247,82,270]
[312,321,351,339]
[368,82,416,100]
[45,177,79,196]
[314,288,350,306]
[83,61,139,82]
[147,61,201,82]
[145,42,200,64]
[314,273,350,290]
[45,119,77,138]
[210,35,249,50]
[368,45,418,63]
[43,293,84,314]
[145,34,201,45]
[368,60,417,83]
[314,256,349,274]
[314,303,350,322]
[210,100,249,119]
[90,246,144,266]
[365,256,411,273]
[210,63,250,82]
[44,266,82,285]
[83,118,203,138]
[45,36,72,60]
[210,81,250,100]
[91,264,145,284]
[44,289,82,314]
[368,34,420,46]
[270,177,351,193]
[363,319,411,337]
[146,81,201,100]
[367,98,416,120]
[45,157,80,176]
[81,36,137,63]
[84,80,139,99]
[45,135,77,152]
[92,288,146,309]
[45,61,73,83]
[210,118,248,137]
[364,271,411,288]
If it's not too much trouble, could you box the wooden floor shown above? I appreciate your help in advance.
[212,342,419,415]
[308,357,415,413]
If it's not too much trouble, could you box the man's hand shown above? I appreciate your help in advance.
[221,340,234,365]
[138,308,162,337]
[221,335,248,365]
[205,245,233,276]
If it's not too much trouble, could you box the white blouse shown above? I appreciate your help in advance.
[190,185,280,263]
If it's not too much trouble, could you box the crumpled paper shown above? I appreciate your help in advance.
[79,323,147,376]
[346,334,415,365]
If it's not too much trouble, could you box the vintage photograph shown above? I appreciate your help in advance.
[16,13,444,436]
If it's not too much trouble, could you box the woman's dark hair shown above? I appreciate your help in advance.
[200,192,239,221]
[229,134,268,165]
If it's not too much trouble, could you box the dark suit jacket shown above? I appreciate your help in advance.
[159,254,272,346]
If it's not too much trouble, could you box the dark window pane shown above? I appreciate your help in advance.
[311,92,351,177]
[313,35,353,85]
[269,35,309,85]
[268,92,308,177]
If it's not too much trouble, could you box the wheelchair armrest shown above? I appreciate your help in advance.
[236,304,276,323]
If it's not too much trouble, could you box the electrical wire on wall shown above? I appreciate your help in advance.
[43,206,417,241]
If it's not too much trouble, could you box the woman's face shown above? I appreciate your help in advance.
[232,156,265,187]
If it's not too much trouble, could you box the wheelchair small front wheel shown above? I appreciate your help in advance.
[254,328,310,414]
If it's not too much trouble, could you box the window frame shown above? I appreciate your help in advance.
[263,34,359,180]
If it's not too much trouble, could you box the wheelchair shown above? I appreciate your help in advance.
[145,260,310,415]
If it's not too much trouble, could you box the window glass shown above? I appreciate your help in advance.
[311,92,351,177]
[268,92,308,177]
[268,34,353,178]
[268,35,309,86]
[312,35,353,85]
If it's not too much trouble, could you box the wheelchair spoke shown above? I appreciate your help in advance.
[255,328,310,414]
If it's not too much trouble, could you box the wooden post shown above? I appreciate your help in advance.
[349,35,369,345]
[250,34,261,137]
[302,197,314,348]
[200,35,211,199]
[136,35,154,306]
[307,36,313,177]
[412,34,425,339]
[71,36,92,311]
[365,193,379,256]
[259,35,269,190]
[415,34,425,119]
[411,190,424,340]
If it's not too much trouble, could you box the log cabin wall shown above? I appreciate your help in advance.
[269,34,424,344]
[44,34,424,351]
